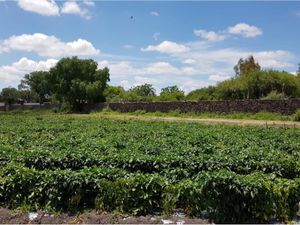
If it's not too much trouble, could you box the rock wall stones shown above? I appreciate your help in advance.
[84,99,300,115]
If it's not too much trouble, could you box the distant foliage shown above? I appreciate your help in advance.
[1,56,300,106]
[185,86,218,101]
[159,85,184,101]
[129,83,156,97]
[19,71,51,103]
[104,85,126,102]
[0,87,19,105]
[217,70,300,100]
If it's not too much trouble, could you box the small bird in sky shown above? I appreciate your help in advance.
[130,16,133,20]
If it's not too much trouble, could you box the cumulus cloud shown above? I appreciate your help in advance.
[0,57,58,83]
[97,43,295,93]
[16,0,91,19]
[0,33,99,57]
[120,80,131,89]
[175,43,293,72]
[61,1,90,19]
[228,23,262,38]
[209,74,231,82]
[183,59,196,64]
[194,29,226,42]
[150,11,159,16]
[143,62,180,74]
[252,50,293,68]
[141,41,190,54]
[179,79,210,93]
[83,0,95,6]
[98,60,137,79]
[17,0,59,16]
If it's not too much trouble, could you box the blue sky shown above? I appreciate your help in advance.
[0,1,300,93]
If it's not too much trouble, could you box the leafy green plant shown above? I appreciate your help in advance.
[261,91,286,100]
[0,113,299,222]
[293,109,300,121]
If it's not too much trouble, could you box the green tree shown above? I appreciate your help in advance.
[104,85,125,102]
[159,85,185,101]
[186,86,218,100]
[234,56,261,76]
[17,89,39,103]
[19,71,51,103]
[49,57,110,111]
[297,63,300,77]
[0,87,19,105]
[129,83,156,97]
[217,70,300,100]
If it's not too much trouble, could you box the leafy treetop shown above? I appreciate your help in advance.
[234,55,261,76]
[49,57,110,111]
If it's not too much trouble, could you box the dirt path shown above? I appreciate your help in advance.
[77,114,300,128]
[0,208,208,224]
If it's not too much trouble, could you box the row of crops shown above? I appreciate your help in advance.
[0,113,299,223]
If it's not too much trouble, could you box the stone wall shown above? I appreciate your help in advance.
[0,103,54,112]
[1,99,300,115]
[84,99,300,115]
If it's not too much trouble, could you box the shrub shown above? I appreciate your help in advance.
[293,109,300,121]
[261,91,286,100]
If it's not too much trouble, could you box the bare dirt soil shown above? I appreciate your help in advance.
[0,208,209,224]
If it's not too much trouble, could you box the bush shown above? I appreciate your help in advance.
[1,165,300,222]
[261,91,286,100]
[293,109,300,121]
[95,174,166,215]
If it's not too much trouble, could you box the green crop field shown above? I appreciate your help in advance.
[0,113,299,223]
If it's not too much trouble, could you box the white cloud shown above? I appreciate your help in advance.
[179,79,210,93]
[153,32,160,41]
[123,44,134,49]
[120,80,131,89]
[228,23,262,38]
[83,0,94,6]
[141,41,190,54]
[209,74,231,82]
[0,57,58,83]
[98,60,137,79]
[194,29,226,42]
[183,59,196,64]
[17,0,59,16]
[174,44,293,73]
[150,11,159,16]
[143,62,180,74]
[133,76,161,86]
[99,46,294,91]
[253,50,293,68]
[61,1,90,20]
[0,33,99,57]
[99,60,193,76]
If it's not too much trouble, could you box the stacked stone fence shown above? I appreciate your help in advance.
[1,99,300,115]
[83,99,300,115]
[0,102,54,112]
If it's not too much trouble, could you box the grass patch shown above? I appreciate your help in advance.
[91,109,296,121]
